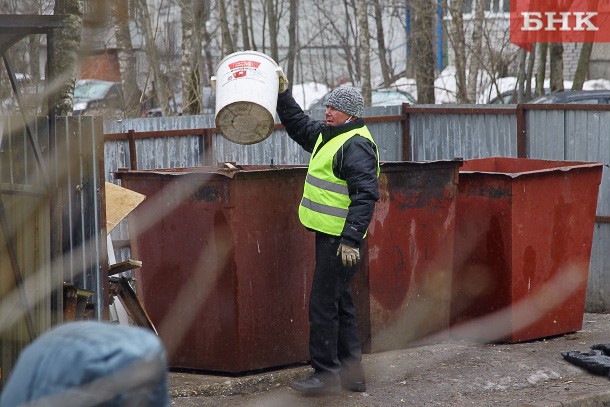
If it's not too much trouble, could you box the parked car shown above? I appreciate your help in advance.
[488,89,549,104]
[308,88,416,111]
[73,79,125,116]
[529,90,610,104]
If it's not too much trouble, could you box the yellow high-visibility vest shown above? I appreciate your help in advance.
[298,126,379,236]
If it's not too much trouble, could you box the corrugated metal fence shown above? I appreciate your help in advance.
[1,115,106,387]
[103,104,610,312]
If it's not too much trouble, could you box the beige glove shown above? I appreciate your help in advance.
[337,242,360,267]
[278,71,289,93]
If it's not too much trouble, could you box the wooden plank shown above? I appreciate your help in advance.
[105,182,145,234]
[108,259,142,276]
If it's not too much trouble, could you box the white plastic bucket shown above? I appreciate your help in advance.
[212,51,283,145]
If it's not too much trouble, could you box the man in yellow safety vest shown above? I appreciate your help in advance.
[277,81,380,396]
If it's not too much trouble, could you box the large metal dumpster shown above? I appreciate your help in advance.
[450,157,603,343]
[116,165,313,373]
[354,160,462,353]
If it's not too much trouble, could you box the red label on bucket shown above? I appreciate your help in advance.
[229,60,261,69]
[229,60,261,79]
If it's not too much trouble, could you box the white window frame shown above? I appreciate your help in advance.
[444,0,510,20]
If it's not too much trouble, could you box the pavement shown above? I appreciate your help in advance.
[168,312,610,406]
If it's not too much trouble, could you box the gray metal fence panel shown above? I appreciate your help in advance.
[409,107,517,161]
[587,224,610,312]
[366,105,403,161]
[525,108,610,311]
[213,128,308,165]
[1,115,105,385]
[526,110,566,159]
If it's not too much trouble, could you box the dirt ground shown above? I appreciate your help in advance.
[169,313,610,407]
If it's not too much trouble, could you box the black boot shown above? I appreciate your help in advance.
[290,373,341,396]
[340,364,366,392]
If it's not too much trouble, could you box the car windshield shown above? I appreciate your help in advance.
[309,89,415,110]
[74,81,112,99]
[372,91,415,105]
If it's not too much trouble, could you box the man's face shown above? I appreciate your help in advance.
[325,106,351,127]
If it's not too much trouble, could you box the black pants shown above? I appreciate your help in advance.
[309,232,362,377]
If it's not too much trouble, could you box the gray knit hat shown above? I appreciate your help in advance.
[326,87,364,117]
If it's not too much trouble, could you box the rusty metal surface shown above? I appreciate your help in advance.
[451,157,603,343]
[354,160,462,353]
[118,165,313,373]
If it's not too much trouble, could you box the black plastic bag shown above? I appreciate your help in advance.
[591,343,610,354]
[562,347,610,377]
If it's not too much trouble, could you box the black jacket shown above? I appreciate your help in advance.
[277,90,379,247]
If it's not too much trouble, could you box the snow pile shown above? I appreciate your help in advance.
[289,82,330,110]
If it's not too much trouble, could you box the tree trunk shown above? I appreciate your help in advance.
[201,1,215,85]
[231,0,240,48]
[373,0,391,87]
[448,0,467,103]
[265,0,279,61]
[357,0,371,105]
[572,43,593,91]
[218,0,235,56]
[248,1,258,51]
[516,48,526,103]
[467,0,485,103]
[413,0,435,103]
[137,0,171,116]
[524,45,536,101]
[535,43,548,96]
[52,0,83,116]
[180,0,202,115]
[237,0,251,49]
[549,43,564,92]
[285,0,298,89]
[344,0,359,84]
[112,0,141,118]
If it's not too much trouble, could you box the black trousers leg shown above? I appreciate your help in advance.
[309,232,361,376]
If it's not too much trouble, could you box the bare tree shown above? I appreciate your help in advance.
[466,0,485,103]
[218,0,236,56]
[549,43,564,92]
[51,0,83,116]
[535,43,548,97]
[516,48,526,102]
[412,0,436,103]
[285,0,298,89]
[136,0,171,116]
[112,0,141,117]
[180,0,202,115]
[201,1,215,85]
[237,0,251,49]
[373,0,392,87]
[525,45,536,101]
[265,0,279,61]
[357,0,372,105]
[572,43,593,91]
[446,0,467,103]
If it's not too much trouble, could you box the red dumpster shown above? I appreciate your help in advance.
[354,160,462,353]
[450,157,603,343]
[116,165,313,373]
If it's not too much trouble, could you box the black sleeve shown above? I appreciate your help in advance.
[276,90,323,153]
[334,136,379,247]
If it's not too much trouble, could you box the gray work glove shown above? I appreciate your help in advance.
[337,242,360,267]
[278,70,289,93]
